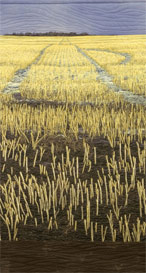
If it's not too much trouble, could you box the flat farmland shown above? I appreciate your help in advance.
[0,35,146,243]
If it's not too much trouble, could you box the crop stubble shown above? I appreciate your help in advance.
[0,35,146,242]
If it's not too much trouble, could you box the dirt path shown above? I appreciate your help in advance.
[75,45,146,107]
[2,44,52,95]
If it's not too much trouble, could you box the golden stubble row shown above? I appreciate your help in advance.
[1,101,146,146]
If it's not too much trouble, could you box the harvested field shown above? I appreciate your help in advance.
[0,35,146,244]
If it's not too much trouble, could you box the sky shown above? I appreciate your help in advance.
[0,0,146,35]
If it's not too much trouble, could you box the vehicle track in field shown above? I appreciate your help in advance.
[2,44,52,95]
[85,48,131,65]
[76,45,146,107]
[2,40,146,108]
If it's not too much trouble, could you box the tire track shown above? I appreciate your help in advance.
[75,45,146,106]
[85,48,131,65]
[2,44,52,95]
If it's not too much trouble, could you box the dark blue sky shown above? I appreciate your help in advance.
[1,0,146,35]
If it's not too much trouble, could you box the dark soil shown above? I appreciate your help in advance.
[1,125,146,242]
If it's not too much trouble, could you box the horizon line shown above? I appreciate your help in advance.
[2,33,146,35]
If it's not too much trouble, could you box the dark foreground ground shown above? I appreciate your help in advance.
[0,241,145,273]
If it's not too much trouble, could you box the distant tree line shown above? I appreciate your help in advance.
[5,32,89,36]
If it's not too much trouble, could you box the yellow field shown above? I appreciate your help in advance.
[73,35,146,96]
[0,36,60,92]
[1,35,146,98]
[0,35,146,242]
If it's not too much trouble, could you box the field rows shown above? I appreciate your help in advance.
[0,35,146,242]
